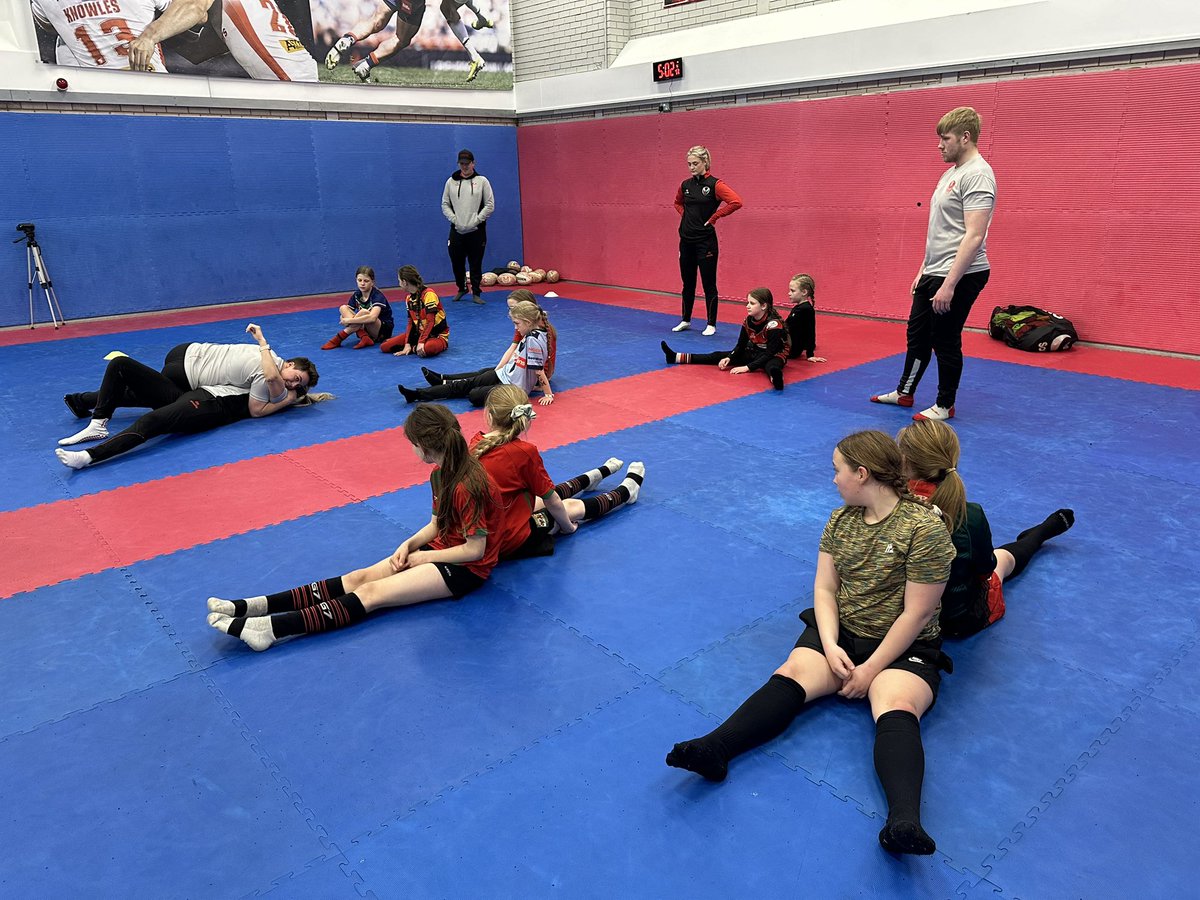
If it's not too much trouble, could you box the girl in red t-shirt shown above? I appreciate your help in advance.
[471,384,644,558]
[207,403,499,651]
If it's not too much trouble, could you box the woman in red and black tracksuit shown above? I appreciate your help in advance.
[672,145,743,337]
[662,287,790,390]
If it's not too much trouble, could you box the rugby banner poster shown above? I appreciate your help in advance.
[29,0,512,89]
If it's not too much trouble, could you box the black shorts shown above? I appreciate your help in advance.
[419,545,487,598]
[382,0,426,26]
[505,510,557,560]
[793,608,952,700]
[376,319,394,343]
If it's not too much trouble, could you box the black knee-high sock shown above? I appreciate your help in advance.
[229,576,346,616]
[554,460,621,500]
[1000,508,1074,580]
[580,465,643,519]
[667,674,807,781]
[269,592,367,638]
[874,710,936,855]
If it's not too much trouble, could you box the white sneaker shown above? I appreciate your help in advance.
[58,419,109,445]
[702,325,717,336]
[672,321,691,332]
[913,404,955,422]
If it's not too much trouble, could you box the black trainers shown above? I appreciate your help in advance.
[64,393,92,418]
[420,366,442,386]
[397,385,420,404]
[472,294,485,305]
[769,368,784,391]
[452,290,468,302]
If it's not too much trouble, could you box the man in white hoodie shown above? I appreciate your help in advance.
[442,149,496,304]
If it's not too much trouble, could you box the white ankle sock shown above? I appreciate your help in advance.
[623,461,645,504]
[587,457,624,490]
[207,612,277,651]
[55,448,92,469]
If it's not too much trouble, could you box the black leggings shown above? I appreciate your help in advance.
[89,344,191,418]
[87,391,249,463]
[679,233,720,326]
[410,368,501,407]
[683,349,784,384]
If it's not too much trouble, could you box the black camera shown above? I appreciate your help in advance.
[17,223,35,234]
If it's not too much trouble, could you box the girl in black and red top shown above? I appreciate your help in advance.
[662,287,791,390]
[672,145,743,337]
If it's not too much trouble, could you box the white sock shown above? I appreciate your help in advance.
[450,21,484,62]
[207,596,268,616]
[58,418,109,446]
[207,612,277,651]
[55,448,92,469]
[623,461,645,504]
[588,457,624,490]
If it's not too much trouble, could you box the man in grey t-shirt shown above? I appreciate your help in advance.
[872,106,996,421]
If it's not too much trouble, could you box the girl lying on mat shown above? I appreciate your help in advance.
[470,384,642,559]
[666,430,955,856]
[661,287,791,391]
[207,403,499,651]
[898,418,1074,639]
[398,300,554,407]
[57,324,325,470]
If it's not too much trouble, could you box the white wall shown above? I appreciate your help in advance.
[512,0,1200,116]
[0,0,514,116]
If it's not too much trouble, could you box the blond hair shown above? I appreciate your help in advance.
[686,145,711,171]
[790,273,816,300]
[473,385,535,458]
[897,420,967,533]
[937,107,981,143]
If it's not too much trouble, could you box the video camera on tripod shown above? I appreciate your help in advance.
[14,222,66,329]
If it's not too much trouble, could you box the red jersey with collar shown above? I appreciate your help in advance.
[469,432,556,556]
[428,467,500,579]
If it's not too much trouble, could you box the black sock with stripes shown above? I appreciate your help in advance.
[554,457,623,499]
[270,593,368,638]
[580,463,644,519]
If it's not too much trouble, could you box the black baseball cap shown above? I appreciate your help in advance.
[458,149,475,162]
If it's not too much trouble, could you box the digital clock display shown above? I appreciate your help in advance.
[653,57,684,83]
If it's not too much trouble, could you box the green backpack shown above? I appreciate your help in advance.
[988,305,1078,352]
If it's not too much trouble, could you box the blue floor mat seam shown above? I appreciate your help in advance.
[343,677,652,853]
[977,688,1149,884]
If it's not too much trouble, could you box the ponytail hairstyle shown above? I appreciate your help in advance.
[748,286,778,321]
[403,404,492,537]
[507,289,536,307]
[686,145,712,172]
[897,419,967,533]
[835,430,913,502]
[510,300,543,330]
[790,273,816,304]
[397,264,426,297]
[473,385,536,458]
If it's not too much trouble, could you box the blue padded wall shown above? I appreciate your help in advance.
[0,113,520,325]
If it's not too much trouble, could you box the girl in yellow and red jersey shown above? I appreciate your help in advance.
[381,264,450,357]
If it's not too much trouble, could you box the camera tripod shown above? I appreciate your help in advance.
[15,224,66,329]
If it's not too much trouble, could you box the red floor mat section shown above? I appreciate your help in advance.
[2,338,891,600]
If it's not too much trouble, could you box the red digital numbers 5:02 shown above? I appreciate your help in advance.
[653,57,684,82]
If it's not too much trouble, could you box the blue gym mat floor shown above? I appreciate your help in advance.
[1,289,1196,898]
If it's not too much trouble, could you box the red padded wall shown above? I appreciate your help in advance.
[519,64,1200,354]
